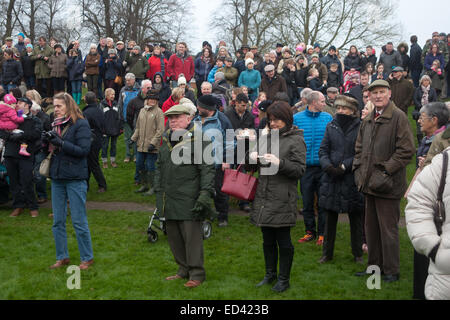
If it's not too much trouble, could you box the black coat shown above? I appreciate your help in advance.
[319,117,364,213]
[344,54,362,71]
[224,108,255,130]
[82,103,106,146]
[281,67,299,101]
[0,114,42,158]
[100,99,122,136]
[21,53,35,77]
[413,87,438,111]
[409,43,423,71]
[295,67,308,88]
[327,71,342,89]
[349,84,364,110]
[2,58,23,85]
[126,92,146,128]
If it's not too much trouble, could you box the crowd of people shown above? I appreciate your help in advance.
[0,30,450,298]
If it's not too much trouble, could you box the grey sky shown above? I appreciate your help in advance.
[189,0,450,52]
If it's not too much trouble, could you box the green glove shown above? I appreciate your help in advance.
[155,192,164,216]
[191,191,211,220]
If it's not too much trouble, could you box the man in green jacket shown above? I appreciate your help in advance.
[154,104,215,288]
[31,36,54,97]
[124,46,149,85]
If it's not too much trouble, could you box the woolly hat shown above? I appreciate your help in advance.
[177,75,187,85]
[17,32,25,38]
[197,95,217,111]
[108,48,117,55]
[306,45,313,51]
[310,53,319,59]
[215,71,225,80]
[257,100,272,112]
[245,58,254,67]
[26,44,33,49]
[264,64,275,72]
[314,43,320,49]
[4,94,17,105]
[329,45,336,51]
[179,98,197,116]
[133,45,141,52]
[333,94,359,113]
[90,43,97,49]
[282,46,291,53]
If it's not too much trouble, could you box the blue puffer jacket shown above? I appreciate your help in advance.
[293,107,332,166]
[49,119,92,181]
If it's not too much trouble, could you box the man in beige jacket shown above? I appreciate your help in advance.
[131,89,165,196]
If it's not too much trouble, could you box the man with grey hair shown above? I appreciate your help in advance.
[293,91,333,245]
[200,81,212,96]
[118,73,141,163]
[212,71,231,98]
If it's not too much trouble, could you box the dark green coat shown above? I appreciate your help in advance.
[154,124,215,221]
[249,127,306,228]
[125,53,149,79]
[31,45,54,79]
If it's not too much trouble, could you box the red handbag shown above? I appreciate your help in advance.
[221,165,258,201]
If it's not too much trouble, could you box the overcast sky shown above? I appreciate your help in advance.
[189,0,450,52]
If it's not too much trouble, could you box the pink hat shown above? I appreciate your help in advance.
[3,94,17,105]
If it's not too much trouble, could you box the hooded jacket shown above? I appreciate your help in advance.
[153,72,171,107]
[101,98,122,136]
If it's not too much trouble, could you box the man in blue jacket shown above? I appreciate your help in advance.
[193,95,234,227]
[293,91,333,245]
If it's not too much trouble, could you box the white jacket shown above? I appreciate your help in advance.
[406,147,450,300]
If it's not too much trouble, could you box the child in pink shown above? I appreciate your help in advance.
[0,94,29,156]
[252,91,266,128]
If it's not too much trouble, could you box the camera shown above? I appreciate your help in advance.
[43,131,54,139]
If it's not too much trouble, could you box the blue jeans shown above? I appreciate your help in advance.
[300,166,326,237]
[51,179,94,262]
[71,80,82,93]
[97,77,104,99]
[101,135,118,162]
[136,152,157,172]
[3,83,17,92]
[33,151,47,199]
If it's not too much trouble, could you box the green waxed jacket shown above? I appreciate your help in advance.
[31,45,54,79]
[154,123,215,221]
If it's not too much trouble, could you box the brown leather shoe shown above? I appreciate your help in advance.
[97,187,106,193]
[165,274,184,281]
[79,259,94,270]
[30,210,39,218]
[37,198,47,204]
[49,258,70,269]
[10,208,24,217]
[184,280,202,288]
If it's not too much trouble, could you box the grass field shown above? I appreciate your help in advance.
[0,102,427,300]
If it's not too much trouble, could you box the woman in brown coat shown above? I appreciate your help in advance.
[48,44,67,94]
[248,101,306,292]
[84,44,101,96]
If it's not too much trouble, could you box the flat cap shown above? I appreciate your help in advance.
[164,104,192,116]
[367,79,390,91]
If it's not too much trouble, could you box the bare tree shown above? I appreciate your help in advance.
[1,0,20,41]
[212,0,289,53]
[79,0,189,47]
[13,0,44,43]
[278,0,401,51]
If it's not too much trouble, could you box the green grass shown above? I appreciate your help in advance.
[0,207,414,299]
[0,103,433,300]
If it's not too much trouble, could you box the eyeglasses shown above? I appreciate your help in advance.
[418,115,433,121]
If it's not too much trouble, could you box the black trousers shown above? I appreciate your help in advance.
[322,209,363,259]
[261,226,293,250]
[413,250,429,300]
[4,156,38,210]
[36,78,53,98]
[87,140,107,190]
[214,167,229,221]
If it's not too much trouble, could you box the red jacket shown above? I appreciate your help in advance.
[167,53,194,82]
[146,55,168,81]
[161,96,178,125]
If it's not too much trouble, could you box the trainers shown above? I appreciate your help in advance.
[218,220,228,227]
[316,235,324,246]
[102,162,108,169]
[298,232,315,243]
[124,157,130,163]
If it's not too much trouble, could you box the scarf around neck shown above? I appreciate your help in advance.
[421,85,430,107]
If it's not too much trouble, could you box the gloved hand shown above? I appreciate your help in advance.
[49,133,64,147]
[8,131,24,142]
[17,109,24,117]
[191,191,211,220]
[148,144,156,153]
[325,165,344,178]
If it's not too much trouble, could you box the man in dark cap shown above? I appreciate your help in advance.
[155,103,215,288]
[353,79,415,283]
[320,45,343,82]
[388,66,414,114]
[193,95,234,227]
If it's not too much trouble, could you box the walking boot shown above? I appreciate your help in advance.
[272,247,294,293]
[135,171,149,193]
[143,171,155,196]
[256,244,278,287]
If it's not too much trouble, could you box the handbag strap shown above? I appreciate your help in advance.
[437,150,448,202]
[435,150,448,236]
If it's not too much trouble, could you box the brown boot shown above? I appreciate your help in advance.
[79,259,94,270]
[10,208,24,217]
[30,210,39,218]
[49,258,70,269]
